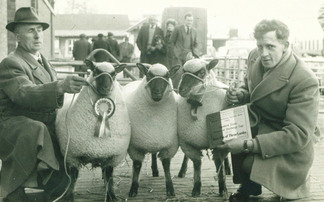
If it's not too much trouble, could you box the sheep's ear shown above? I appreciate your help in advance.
[84,59,96,71]
[136,63,150,76]
[115,64,127,74]
[169,64,181,78]
[207,59,219,71]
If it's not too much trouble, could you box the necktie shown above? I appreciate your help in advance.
[38,57,44,66]
[187,27,190,34]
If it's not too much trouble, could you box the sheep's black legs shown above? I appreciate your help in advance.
[192,159,202,197]
[151,153,159,177]
[213,150,228,197]
[104,166,116,201]
[129,160,142,197]
[162,158,175,196]
[178,154,189,178]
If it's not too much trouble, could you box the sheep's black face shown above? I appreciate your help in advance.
[178,68,206,97]
[146,72,169,102]
[93,68,115,97]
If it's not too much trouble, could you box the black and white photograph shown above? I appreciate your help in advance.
[0,0,323,201]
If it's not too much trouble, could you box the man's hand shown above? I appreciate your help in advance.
[225,87,244,105]
[214,138,245,154]
[57,76,88,94]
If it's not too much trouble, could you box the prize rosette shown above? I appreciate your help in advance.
[94,98,115,118]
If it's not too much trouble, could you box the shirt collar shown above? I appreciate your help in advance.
[29,52,41,61]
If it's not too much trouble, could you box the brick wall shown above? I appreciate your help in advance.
[0,1,8,60]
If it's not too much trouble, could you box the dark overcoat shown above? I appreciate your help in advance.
[0,45,63,196]
[136,24,164,63]
[72,38,91,60]
[240,49,319,199]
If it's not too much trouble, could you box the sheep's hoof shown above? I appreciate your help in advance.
[191,182,201,197]
[128,182,139,197]
[152,171,159,177]
[166,182,175,196]
[177,171,186,178]
[106,192,117,201]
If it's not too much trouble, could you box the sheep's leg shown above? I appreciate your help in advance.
[177,154,189,178]
[128,160,142,197]
[162,158,175,196]
[224,157,231,175]
[213,151,228,197]
[103,166,117,201]
[151,153,159,177]
[191,159,202,197]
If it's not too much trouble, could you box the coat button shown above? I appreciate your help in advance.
[264,154,269,158]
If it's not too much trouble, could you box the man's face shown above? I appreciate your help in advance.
[184,16,194,28]
[256,31,288,68]
[15,24,43,55]
[149,18,157,26]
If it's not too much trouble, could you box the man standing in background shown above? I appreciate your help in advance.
[136,16,164,77]
[106,32,120,61]
[119,36,134,78]
[72,33,91,76]
[170,13,199,66]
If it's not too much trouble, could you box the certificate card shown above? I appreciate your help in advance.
[206,105,252,148]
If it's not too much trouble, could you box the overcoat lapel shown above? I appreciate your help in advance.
[41,54,55,81]
[16,46,52,83]
[250,51,296,102]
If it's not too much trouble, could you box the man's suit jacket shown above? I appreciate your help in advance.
[136,24,164,63]
[169,24,199,62]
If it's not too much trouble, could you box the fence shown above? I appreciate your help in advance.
[50,57,324,90]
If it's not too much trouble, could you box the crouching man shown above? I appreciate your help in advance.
[216,19,320,201]
[0,7,87,201]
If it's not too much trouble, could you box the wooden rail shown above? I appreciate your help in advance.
[50,57,324,90]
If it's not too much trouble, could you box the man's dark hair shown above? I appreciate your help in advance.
[254,19,289,42]
[98,33,104,38]
[184,13,193,19]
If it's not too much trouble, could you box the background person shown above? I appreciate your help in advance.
[217,19,320,201]
[106,32,120,61]
[119,36,134,78]
[169,13,199,66]
[72,33,91,76]
[164,18,177,69]
[136,15,164,77]
[92,33,111,62]
[0,7,88,201]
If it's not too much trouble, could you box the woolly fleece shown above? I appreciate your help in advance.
[177,72,228,161]
[56,81,131,168]
[123,78,179,162]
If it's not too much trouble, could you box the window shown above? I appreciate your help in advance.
[31,0,39,13]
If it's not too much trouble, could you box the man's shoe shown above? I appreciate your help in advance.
[3,187,29,202]
[229,192,249,202]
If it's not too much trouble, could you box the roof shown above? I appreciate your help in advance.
[54,14,130,36]
[126,17,149,32]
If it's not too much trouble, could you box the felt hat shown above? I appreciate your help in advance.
[6,7,49,32]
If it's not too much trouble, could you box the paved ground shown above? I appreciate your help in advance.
[1,98,324,202]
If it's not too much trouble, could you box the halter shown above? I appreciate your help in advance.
[179,70,229,120]
[145,75,174,95]
[86,71,117,138]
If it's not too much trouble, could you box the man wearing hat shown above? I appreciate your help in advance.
[0,7,88,201]
[106,32,120,62]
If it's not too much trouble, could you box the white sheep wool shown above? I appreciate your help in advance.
[55,80,131,168]
[177,72,228,160]
[123,78,179,161]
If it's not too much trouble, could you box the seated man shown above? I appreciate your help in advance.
[0,7,87,201]
[217,19,320,201]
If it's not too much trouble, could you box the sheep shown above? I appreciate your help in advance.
[123,63,180,197]
[175,58,230,197]
[55,50,131,201]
